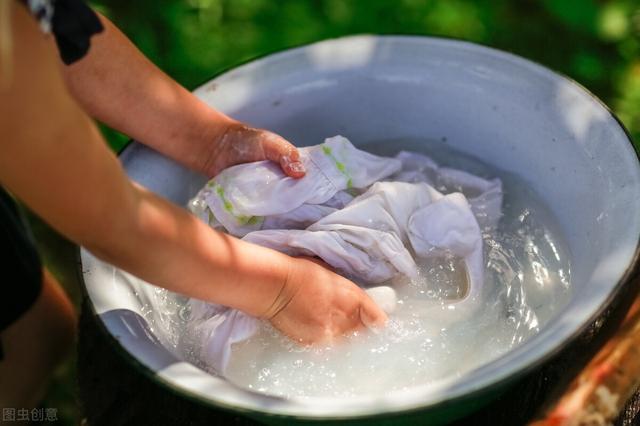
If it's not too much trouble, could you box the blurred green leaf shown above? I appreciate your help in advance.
[423,0,485,40]
[598,3,630,41]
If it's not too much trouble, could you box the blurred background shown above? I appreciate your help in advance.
[34,0,639,424]
[90,0,640,151]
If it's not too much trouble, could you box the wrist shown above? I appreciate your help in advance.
[259,257,299,320]
[196,116,245,177]
[160,95,239,177]
[227,243,296,318]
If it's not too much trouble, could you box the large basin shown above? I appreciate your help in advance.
[80,36,640,424]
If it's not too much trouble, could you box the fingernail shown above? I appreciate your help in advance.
[361,310,386,331]
[288,161,306,174]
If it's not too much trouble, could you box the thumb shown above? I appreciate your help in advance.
[359,295,388,331]
[260,131,306,178]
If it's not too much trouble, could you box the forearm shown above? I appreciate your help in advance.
[60,13,233,174]
[93,185,291,316]
[2,98,286,315]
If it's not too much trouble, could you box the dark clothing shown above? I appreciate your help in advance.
[0,189,43,358]
[51,0,104,64]
[20,0,103,65]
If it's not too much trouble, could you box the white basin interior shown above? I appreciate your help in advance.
[81,36,640,418]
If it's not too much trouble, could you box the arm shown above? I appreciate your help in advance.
[1,3,385,343]
[1,4,288,316]
[59,12,305,179]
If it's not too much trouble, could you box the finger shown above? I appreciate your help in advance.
[359,294,388,331]
[260,132,306,178]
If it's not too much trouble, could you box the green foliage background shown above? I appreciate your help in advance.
[90,0,640,151]
[42,1,640,424]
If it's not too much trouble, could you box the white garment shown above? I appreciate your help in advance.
[189,145,501,235]
[407,191,484,304]
[191,136,401,237]
[244,182,424,283]
[392,151,503,230]
[438,168,503,230]
[259,190,355,231]
[185,136,502,375]
[188,190,355,232]
[189,302,259,375]
[244,182,483,291]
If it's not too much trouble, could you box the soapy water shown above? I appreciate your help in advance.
[141,138,571,398]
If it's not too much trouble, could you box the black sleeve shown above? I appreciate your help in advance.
[51,0,104,65]
[20,0,104,65]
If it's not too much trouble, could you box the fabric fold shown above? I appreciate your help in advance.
[192,136,401,237]
[185,136,503,375]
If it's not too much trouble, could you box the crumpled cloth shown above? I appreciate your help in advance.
[189,136,401,237]
[244,181,483,287]
[391,151,503,230]
[186,136,502,374]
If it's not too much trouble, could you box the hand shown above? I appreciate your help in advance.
[262,257,388,345]
[204,121,306,178]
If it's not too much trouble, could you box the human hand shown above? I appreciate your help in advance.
[262,257,388,345]
[204,121,306,178]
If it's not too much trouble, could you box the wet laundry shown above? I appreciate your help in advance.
[186,136,502,374]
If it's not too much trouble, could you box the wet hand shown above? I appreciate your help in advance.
[263,257,388,345]
[204,121,306,178]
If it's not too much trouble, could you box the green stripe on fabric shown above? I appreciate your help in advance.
[322,145,353,188]
[212,182,263,226]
